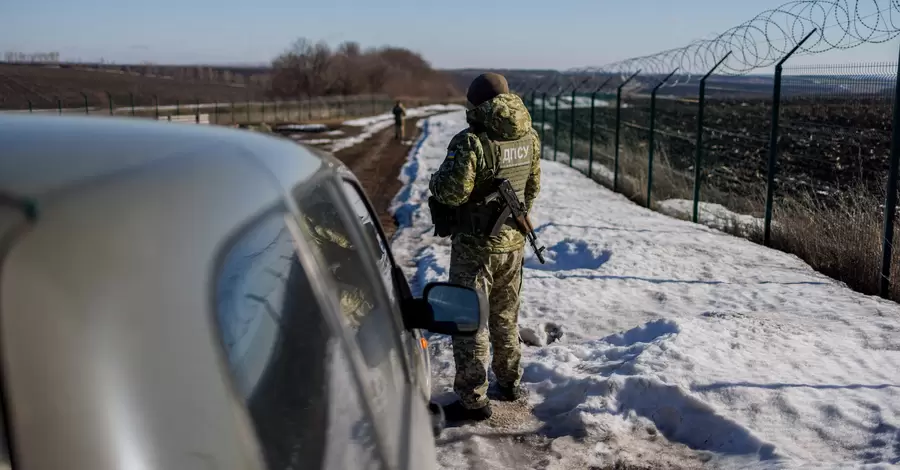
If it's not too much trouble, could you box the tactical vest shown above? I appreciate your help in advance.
[445,132,534,237]
[477,132,533,203]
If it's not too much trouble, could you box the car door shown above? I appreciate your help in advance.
[284,170,438,469]
[336,177,431,399]
[213,196,399,470]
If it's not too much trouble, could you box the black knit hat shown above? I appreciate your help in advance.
[466,72,509,107]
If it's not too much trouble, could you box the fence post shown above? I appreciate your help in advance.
[763,29,817,246]
[646,69,679,208]
[81,92,89,115]
[614,70,640,192]
[880,48,900,297]
[530,90,537,119]
[57,97,62,115]
[130,93,135,116]
[569,87,576,166]
[553,88,565,161]
[195,97,200,124]
[27,100,33,113]
[106,91,113,116]
[541,92,548,150]
[154,95,159,120]
[588,77,614,178]
[693,52,732,223]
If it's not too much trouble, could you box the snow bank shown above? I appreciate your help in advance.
[276,123,327,132]
[531,96,635,111]
[331,104,465,153]
[391,110,900,469]
[657,199,766,237]
[343,104,465,127]
[294,138,332,145]
[533,96,611,110]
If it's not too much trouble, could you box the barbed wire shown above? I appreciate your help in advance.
[523,0,900,90]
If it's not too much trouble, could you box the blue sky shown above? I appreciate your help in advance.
[2,0,898,71]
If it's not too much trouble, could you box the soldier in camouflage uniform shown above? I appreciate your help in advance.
[429,73,542,422]
[392,101,406,140]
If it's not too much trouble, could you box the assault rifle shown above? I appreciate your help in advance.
[486,179,546,264]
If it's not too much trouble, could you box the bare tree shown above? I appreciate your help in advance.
[270,37,458,99]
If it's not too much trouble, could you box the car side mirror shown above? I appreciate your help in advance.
[402,282,487,336]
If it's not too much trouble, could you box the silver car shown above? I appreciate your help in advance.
[0,115,486,470]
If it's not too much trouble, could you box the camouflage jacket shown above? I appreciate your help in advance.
[392,105,406,122]
[429,93,542,253]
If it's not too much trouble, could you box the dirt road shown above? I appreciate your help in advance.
[334,119,420,239]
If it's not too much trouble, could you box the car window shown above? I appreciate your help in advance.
[339,180,396,304]
[213,203,381,470]
[290,175,411,468]
[338,179,431,394]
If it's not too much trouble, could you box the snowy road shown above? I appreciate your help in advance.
[390,111,900,469]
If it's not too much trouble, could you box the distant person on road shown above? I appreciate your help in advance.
[428,72,542,423]
[392,101,406,140]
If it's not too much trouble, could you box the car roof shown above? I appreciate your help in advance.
[0,114,352,469]
[0,113,340,200]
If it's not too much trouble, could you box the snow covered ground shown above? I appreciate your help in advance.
[531,96,636,110]
[390,110,900,469]
[657,199,766,237]
[566,157,767,237]
[533,96,611,109]
[329,104,464,152]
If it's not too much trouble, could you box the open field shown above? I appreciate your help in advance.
[0,63,270,110]
[538,93,893,208]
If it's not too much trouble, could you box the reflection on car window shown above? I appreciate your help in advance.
[340,181,396,304]
[292,178,408,467]
[214,204,380,470]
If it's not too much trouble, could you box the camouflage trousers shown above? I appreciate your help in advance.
[394,120,404,140]
[449,242,525,409]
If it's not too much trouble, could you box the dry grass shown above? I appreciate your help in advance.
[755,188,899,299]
[574,141,693,208]
[560,136,900,301]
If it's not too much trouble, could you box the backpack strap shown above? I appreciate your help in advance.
[476,132,499,179]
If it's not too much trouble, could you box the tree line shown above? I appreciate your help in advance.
[269,38,458,99]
